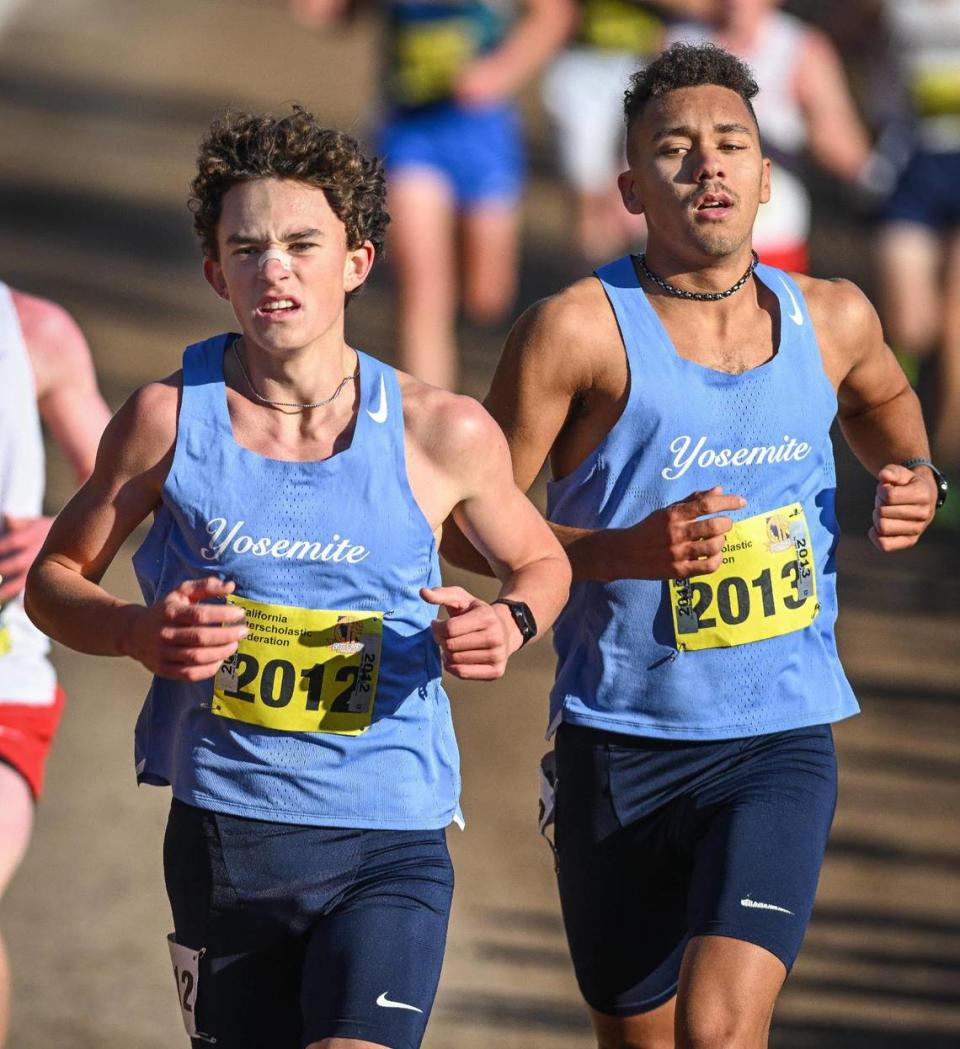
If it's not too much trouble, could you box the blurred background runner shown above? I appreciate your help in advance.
[291,0,575,391]
[665,0,873,274]
[542,0,719,264]
[872,0,960,514]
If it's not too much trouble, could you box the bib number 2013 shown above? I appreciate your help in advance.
[670,502,818,650]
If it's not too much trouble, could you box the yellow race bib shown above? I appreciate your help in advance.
[580,0,662,54]
[0,626,10,657]
[390,20,478,107]
[213,596,383,735]
[669,503,818,651]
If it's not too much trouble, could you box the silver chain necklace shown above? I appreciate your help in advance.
[233,340,356,410]
[636,251,759,301]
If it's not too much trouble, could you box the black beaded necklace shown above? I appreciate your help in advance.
[636,251,759,301]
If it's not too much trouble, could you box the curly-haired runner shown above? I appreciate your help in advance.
[443,43,945,1048]
[25,108,570,1049]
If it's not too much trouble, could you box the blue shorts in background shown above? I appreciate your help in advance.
[163,799,454,1049]
[554,722,838,1016]
[380,101,525,208]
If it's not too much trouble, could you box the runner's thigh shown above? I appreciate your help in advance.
[300,829,454,1049]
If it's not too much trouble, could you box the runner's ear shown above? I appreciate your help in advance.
[203,256,229,301]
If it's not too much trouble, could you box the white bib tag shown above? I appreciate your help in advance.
[167,935,215,1042]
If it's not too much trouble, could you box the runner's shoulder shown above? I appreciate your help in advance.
[11,289,91,379]
[396,371,506,475]
[792,273,881,347]
[505,276,621,386]
[101,372,182,476]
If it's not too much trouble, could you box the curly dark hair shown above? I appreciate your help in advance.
[624,43,759,132]
[189,106,389,260]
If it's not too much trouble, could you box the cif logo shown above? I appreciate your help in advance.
[765,513,793,553]
[331,616,364,656]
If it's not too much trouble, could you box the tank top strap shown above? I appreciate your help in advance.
[180,333,235,437]
[355,350,407,471]
[595,254,679,378]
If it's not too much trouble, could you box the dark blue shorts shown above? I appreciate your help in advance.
[163,799,454,1049]
[554,722,838,1016]
[881,148,960,230]
[380,101,524,207]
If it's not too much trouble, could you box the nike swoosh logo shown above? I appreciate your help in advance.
[778,276,803,326]
[367,375,388,423]
[376,991,423,1013]
[740,897,794,915]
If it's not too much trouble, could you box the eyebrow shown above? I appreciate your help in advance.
[652,122,754,142]
[225,228,326,245]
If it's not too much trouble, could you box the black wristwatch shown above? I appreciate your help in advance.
[901,458,949,509]
[493,598,538,647]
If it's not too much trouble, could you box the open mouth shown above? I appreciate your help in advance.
[256,297,301,318]
[694,193,733,216]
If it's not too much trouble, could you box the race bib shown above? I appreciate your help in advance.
[0,627,10,657]
[213,596,382,735]
[912,66,960,117]
[389,20,478,106]
[580,0,662,53]
[669,502,818,651]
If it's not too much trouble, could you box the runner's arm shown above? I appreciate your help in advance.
[24,379,247,674]
[13,290,111,481]
[814,279,938,550]
[795,27,872,183]
[423,396,570,676]
[455,0,576,105]
[0,293,111,603]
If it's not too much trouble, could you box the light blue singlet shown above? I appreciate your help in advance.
[546,257,860,741]
[132,336,461,829]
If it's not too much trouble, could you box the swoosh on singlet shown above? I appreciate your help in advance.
[778,276,804,326]
[367,374,388,423]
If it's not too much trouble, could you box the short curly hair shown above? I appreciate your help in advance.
[624,43,759,132]
[189,106,389,260]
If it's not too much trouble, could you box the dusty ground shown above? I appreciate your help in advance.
[0,2,957,1046]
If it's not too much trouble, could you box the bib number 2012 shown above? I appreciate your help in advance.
[219,653,372,714]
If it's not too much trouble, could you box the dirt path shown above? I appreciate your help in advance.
[0,3,957,1046]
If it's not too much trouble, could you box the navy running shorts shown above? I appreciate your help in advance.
[163,799,454,1049]
[881,147,960,230]
[553,722,838,1016]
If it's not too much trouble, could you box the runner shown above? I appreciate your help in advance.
[442,43,946,1048]
[0,287,109,1047]
[875,0,960,508]
[24,107,570,1049]
[290,0,575,390]
[542,0,717,264]
[666,0,873,273]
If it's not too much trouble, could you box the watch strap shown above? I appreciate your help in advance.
[901,458,948,510]
[492,598,537,647]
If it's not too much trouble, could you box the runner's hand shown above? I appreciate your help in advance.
[869,464,937,552]
[620,486,746,579]
[124,577,248,681]
[0,514,53,602]
[422,585,518,680]
[287,0,348,28]
[454,55,516,106]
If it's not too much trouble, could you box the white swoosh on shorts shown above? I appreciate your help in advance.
[367,375,388,423]
[740,897,794,915]
[778,276,803,326]
[376,991,423,1013]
